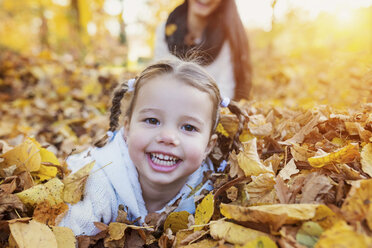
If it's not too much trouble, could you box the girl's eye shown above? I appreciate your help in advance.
[182,124,197,132]
[145,118,159,125]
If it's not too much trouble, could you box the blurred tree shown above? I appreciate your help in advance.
[144,0,182,52]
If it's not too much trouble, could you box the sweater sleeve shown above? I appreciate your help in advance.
[58,151,118,236]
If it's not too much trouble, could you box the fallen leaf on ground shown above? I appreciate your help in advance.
[163,211,189,233]
[361,143,372,177]
[51,226,77,248]
[278,158,299,181]
[210,219,270,245]
[237,138,274,177]
[308,143,360,168]
[9,219,58,248]
[194,192,214,231]
[314,221,372,248]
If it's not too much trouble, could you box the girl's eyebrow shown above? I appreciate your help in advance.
[181,115,204,127]
[138,108,159,114]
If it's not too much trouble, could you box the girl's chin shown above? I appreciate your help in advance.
[146,154,181,173]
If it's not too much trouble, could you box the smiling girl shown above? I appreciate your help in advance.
[59,59,246,236]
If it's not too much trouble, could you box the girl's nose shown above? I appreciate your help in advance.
[156,128,180,146]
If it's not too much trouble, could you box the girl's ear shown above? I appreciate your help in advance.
[204,134,218,156]
[123,117,130,141]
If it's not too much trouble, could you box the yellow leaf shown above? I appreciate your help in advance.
[0,138,41,173]
[220,203,337,227]
[236,236,277,248]
[9,220,58,248]
[210,219,269,245]
[165,24,177,36]
[194,193,214,231]
[63,161,95,204]
[216,123,229,138]
[51,226,77,248]
[361,143,372,177]
[164,211,189,233]
[237,138,274,177]
[341,179,372,230]
[104,222,127,248]
[16,178,64,207]
[314,221,372,248]
[308,143,360,168]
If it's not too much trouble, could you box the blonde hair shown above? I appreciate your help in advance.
[95,59,246,149]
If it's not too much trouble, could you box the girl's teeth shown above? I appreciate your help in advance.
[150,153,179,166]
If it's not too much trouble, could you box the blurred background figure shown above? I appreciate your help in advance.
[154,0,252,100]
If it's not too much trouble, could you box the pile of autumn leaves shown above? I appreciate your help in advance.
[1,102,372,247]
[1,50,372,247]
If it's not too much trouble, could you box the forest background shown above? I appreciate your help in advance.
[0,0,372,247]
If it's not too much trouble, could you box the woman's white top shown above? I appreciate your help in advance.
[154,22,236,99]
[58,128,214,236]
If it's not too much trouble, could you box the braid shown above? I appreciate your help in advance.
[227,100,248,151]
[94,82,129,147]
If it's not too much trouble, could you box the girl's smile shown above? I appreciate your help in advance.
[147,152,181,172]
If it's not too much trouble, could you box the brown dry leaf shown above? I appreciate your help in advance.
[228,150,245,178]
[308,143,360,168]
[194,192,214,231]
[275,175,291,204]
[9,219,58,248]
[263,154,282,175]
[291,144,315,162]
[104,222,127,248]
[125,229,146,248]
[244,173,276,205]
[177,230,207,246]
[219,114,239,138]
[247,114,273,137]
[279,114,320,145]
[278,158,299,181]
[163,211,189,233]
[63,161,95,204]
[179,238,217,248]
[33,201,69,226]
[300,173,333,203]
[210,219,270,245]
[314,221,372,248]
[237,138,274,177]
[16,177,64,207]
[0,138,41,173]
[0,192,26,217]
[220,203,337,227]
[226,186,238,202]
[341,179,372,229]
[51,226,77,248]
[236,236,278,248]
[361,143,372,177]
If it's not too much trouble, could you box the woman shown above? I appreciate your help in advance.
[154,0,252,100]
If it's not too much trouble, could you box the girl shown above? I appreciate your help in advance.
[154,0,252,100]
[59,59,245,236]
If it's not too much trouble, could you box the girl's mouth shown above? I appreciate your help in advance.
[147,153,181,172]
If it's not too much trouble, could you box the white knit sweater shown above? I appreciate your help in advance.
[154,22,236,99]
[58,128,214,236]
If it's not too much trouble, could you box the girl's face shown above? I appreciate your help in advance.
[189,0,222,18]
[124,74,217,188]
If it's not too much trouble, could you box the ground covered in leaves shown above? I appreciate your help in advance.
[0,49,372,248]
